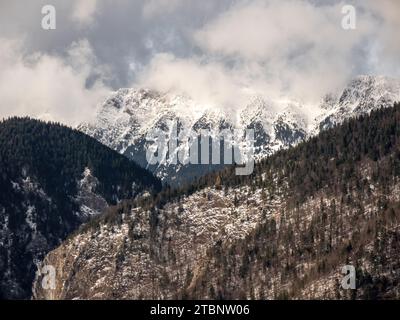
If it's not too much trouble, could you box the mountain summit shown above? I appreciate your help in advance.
[79,76,400,185]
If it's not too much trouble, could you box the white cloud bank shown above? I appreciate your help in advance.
[138,0,400,109]
[1,0,399,125]
[0,39,110,126]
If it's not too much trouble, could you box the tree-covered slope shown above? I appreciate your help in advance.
[0,117,161,299]
[34,103,400,300]
[184,104,400,299]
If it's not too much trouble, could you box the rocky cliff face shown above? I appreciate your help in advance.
[33,185,274,299]
[34,103,400,300]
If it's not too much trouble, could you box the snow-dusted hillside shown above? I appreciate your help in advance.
[78,75,400,185]
[34,103,400,300]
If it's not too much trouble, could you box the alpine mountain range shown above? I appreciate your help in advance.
[1,74,400,300]
[79,75,400,185]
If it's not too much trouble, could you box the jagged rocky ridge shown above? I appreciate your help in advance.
[79,75,400,186]
[34,103,400,299]
[0,118,161,299]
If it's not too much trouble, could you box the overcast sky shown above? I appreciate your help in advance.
[0,0,399,125]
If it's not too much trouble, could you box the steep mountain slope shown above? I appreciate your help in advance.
[77,91,312,185]
[78,76,400,186]
[34,103,400,300]
[316,75,400,132]
[0,117,161,299]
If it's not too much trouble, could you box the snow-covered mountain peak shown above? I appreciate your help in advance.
[314,75,400,132]
[320,93,338,110]
[276,105,307,129]
[339,75,400,110]
[78,75,400,184]
[240,96,275,128]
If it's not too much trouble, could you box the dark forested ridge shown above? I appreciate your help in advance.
[34,103,400,300]
[0,117,161,299]
[0,117,161,202]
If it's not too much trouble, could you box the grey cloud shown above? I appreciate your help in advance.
[0,0,399,124]
[0,0,233,88]
[0,38,110,126]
